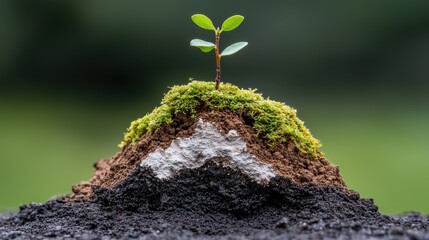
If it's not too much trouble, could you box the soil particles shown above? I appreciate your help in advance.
[1,161,429,239]
[2,109,429,239]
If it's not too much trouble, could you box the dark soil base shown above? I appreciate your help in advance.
[1,161,428,239]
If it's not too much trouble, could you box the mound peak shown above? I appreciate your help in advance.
[71,81,346,199]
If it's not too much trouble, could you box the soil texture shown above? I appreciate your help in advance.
[3,107,427,239]
[1,161,428,239]
[71,110,346,199]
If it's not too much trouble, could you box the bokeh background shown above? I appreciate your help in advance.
[1,0,428,214]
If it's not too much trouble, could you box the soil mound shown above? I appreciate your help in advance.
[2,82,428,239]
[71,110,346,200]
[70,81,346,200]
[1,162,429,239]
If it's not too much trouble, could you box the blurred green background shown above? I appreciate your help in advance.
[1,0,428,215]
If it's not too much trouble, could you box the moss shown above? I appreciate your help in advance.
[120,80,322,158]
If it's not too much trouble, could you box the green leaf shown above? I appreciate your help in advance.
[190,39,216,52]
[221,15,244,32]
[220,42,248,57]
[191,14,216,31]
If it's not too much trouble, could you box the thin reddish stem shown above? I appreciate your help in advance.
[214,32,221,90]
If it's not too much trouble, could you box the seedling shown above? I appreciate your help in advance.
[190,14,248,90]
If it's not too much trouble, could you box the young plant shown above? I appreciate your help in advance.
[190,14,248,90]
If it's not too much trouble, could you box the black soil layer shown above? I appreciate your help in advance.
[1,161,428,239]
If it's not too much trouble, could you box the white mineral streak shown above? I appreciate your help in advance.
[140,119,276,183]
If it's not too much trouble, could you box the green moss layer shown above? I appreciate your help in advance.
[120,80,322,158]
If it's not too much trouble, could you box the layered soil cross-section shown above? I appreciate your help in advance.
[71,81,346,200]
[3,81,429,239]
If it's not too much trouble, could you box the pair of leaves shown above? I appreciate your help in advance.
[190,39,248,57]
[190,14,247,57]
[191,14,244,33]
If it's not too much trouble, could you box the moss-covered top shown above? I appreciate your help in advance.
[120,80,322,158]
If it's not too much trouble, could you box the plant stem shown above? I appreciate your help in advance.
[214,32,221,90]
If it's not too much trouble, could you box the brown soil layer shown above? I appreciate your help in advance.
[71,109,346,200]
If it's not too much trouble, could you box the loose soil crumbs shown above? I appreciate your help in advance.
[1,161,428,239]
